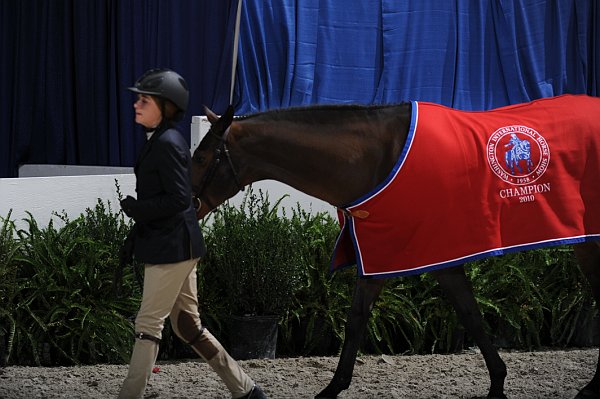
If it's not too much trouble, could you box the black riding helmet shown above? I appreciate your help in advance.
[128,68,189,121]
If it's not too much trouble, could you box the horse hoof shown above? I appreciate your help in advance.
[575,388,600,399]
[315,388,337,399]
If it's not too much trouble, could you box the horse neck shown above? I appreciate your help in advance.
[230,106,410,207]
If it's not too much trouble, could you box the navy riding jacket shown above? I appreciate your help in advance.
[131,124,206,264]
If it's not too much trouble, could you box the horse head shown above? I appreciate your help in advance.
[191,105,243,219]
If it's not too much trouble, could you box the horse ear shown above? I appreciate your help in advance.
[203,105,234,127]
[221,105,235,126]
[204,106,219,124]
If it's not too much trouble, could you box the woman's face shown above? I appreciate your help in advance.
[134,94,162,128]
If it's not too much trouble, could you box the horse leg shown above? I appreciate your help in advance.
[432,265,507,399]
[573,242,600,399]
[315,278,385,399]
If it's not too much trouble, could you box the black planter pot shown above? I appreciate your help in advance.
[225,315,279,360]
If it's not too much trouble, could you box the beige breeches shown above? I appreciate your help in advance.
[118,258,253,398]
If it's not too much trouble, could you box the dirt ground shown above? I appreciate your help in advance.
[0,348,595,398]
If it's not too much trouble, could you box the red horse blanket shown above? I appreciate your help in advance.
[332,94,600,278]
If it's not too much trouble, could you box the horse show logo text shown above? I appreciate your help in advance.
[486,125,551,203]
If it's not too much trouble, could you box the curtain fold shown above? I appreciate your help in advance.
[2,1,599,178]
[0,0,238,178]
[234,0,600,114]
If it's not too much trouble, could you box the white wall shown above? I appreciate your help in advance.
[0,117,334,229]
[0,174,136,230]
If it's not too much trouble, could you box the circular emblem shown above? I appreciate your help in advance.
[486,125,550,185]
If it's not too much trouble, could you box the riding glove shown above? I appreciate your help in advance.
[120,195,140,220]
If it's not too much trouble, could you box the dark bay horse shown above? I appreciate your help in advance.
[191,99,600,399]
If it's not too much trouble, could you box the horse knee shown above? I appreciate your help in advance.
[173,311,220,361]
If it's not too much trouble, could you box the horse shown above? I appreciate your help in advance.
[190,95,600,399]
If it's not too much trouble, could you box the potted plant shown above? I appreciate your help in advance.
[199,188,303,359]
[278,208,351,357]
[0,210,20,366]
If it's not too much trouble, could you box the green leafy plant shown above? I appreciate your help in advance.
[278,208,353,356]
[537,246,594,346]
[377,273,459,355]
[200,188,304,317]
[468,252,546,350]
[1,186,595,365]
[356,246,588,356]
[467,247,593,351]
[1,200,140,366]
[0,210,21,365]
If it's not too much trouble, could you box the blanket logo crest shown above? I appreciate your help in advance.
[486,125,550,186]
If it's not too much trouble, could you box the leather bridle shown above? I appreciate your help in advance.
[193,127,244,212]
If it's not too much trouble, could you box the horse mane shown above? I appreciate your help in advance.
[234,102,410,122]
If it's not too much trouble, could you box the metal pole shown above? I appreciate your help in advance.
[230,0,243,105]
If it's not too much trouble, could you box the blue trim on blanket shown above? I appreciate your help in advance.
[352,234,600,279]
[329,213,365,274]
[331,101,421,276]
[329,213,349,273]
[341,101,420,209]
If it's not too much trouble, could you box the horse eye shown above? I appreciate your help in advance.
[192,152,205,164]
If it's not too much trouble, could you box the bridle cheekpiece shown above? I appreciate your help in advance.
[193,125,244,212]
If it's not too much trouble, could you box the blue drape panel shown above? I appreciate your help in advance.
[0,0,238,178]
[2,1,599,178]
[234,0,599,114]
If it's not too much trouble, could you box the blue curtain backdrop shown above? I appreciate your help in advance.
[0,0,239,178]
[1,1,599,178]
[234,0,599,114]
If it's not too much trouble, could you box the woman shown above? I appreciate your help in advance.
[118,68,266,399]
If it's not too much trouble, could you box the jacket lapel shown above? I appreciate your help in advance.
[134,126,167,174]
[134,138,153,174]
